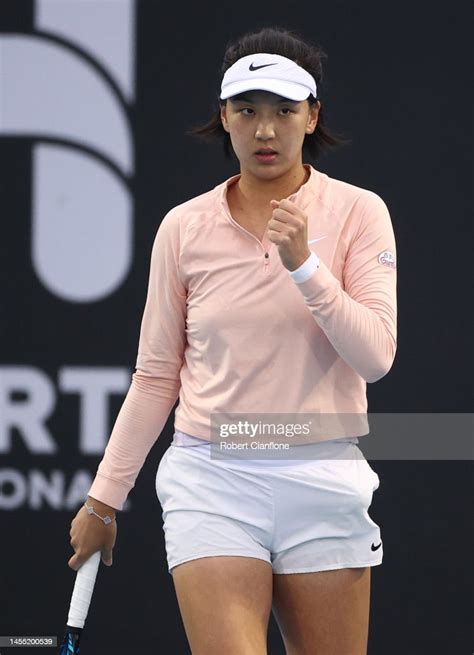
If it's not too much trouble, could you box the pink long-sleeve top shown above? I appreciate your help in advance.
[87,163,397,510]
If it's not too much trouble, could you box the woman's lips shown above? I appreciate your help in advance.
[255,152,278,163]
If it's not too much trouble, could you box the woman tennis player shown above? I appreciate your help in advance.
[68,26,397,654]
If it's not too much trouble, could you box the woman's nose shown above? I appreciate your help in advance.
[255,123,276,138]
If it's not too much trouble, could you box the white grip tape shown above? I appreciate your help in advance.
[67,551,101,628]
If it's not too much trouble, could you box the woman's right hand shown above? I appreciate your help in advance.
[68,497,117,571]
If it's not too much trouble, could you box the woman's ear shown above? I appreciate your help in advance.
[306,100,320,134]
[220,104,229,133]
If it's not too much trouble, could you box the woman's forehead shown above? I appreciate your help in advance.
[229,90,299,104]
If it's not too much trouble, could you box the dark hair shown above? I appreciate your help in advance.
[186,26,352,161]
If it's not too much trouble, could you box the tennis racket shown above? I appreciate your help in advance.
[59,550,101,654]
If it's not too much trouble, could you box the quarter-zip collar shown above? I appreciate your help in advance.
[216,163,320,222]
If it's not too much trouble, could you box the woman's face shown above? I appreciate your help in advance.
[220,89,320,176]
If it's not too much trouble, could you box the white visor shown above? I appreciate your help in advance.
[220,53,317,102]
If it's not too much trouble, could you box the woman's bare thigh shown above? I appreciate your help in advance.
[272,566,371,655]
[171,555,274,655]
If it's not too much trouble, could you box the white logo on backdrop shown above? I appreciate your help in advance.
[0,0,136,302]
[0,1,137,510]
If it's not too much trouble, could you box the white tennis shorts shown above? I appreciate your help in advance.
[155,437,383,575]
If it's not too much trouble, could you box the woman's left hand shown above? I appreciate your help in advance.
[267,199,311,271]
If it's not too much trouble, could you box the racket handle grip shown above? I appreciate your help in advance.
[67,550,101,628]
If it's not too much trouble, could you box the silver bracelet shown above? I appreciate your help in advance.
[84,501,115,525]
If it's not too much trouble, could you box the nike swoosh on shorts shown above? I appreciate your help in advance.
[307,236,327,244]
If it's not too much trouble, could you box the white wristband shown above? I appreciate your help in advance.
[288,250,320,283]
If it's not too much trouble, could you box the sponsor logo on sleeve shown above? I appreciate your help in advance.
[378,250,396,269]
